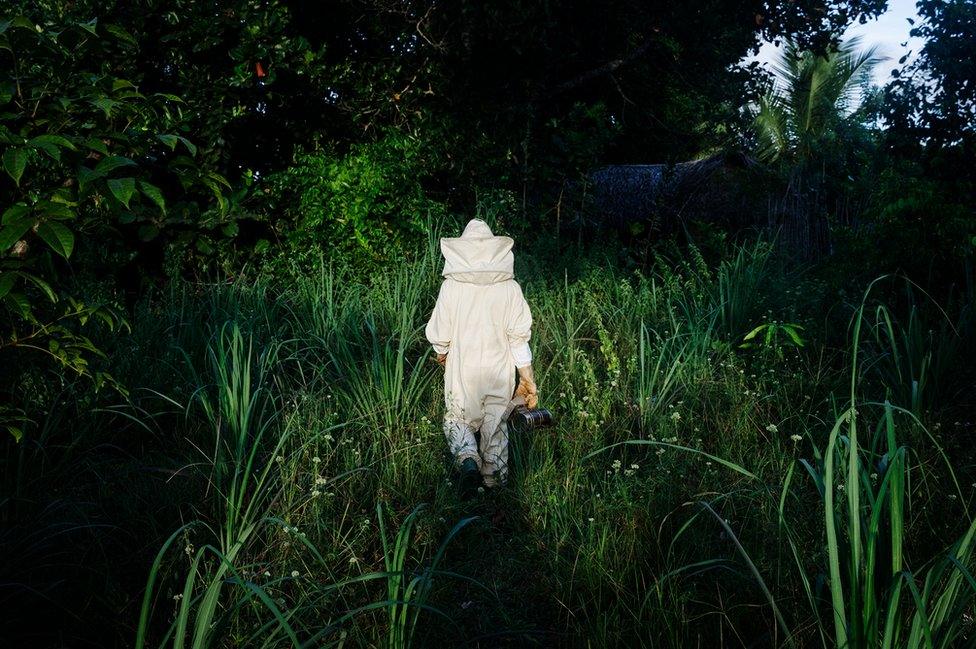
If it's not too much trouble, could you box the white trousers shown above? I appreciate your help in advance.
[444,414,508,487]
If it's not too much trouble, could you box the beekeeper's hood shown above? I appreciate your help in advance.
[440,219,514,285]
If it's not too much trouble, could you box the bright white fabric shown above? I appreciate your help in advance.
[425,219,533,484]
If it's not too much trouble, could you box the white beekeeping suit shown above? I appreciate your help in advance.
[425,219,536,487]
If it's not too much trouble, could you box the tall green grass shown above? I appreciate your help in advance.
[135,322,471,647]
[11,232,976,647]
[791,283,976,648]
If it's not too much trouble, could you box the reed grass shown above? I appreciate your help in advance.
[9,235,974,647]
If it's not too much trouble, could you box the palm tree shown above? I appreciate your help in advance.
[753,36,885,168]
[752,36,885,258]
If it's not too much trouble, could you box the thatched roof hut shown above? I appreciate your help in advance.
[587,152,761,231]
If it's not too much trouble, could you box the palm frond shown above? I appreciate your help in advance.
[751,35,885,166]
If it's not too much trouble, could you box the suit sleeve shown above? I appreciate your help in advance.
[506,282,533,368]
[425,281,452,355]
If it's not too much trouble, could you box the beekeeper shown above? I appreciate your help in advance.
[425,219,538,488]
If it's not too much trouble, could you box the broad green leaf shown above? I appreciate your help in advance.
[202,177,228,214]
[2,203,28,225]
[0,272,14,298]
[90,97,117,117]
[104,24,137,47]
[30,140,60,162]
[157,134,179,150]
[48,188,76,206]
[208,172,231,190]
[153,93,185,103]
[783,325,806,347]
[8,17,37,32]
[95,155,136,175]
[0,218,32,250]
[742,324,765,342]
[94,308,118,331]
[107,177,136,208]
[36,221,74,258]
[37,200,74,220]
[0,80,15,104]
[0,124,17,146]
[177,136,197,156]
[78,18,98,36]
[138,224,159,241]
[77,166,101,192]
[3,291,30,318]
[111,78,137,92]
[3,147,27,185]
[30,134,77,151]
[84,138,110,155]
[169,155,196,169]
[20,271,55,302]
[138,181,166,213]
[7,426,23,443]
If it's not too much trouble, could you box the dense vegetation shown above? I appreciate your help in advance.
[2,1,975,647]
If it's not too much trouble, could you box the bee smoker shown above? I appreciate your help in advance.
[506,396,555,432]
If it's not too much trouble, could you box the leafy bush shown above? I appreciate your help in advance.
[0,15,241,438]
[263,130,448,272]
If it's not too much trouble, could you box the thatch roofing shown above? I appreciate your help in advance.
[588,152,758,225]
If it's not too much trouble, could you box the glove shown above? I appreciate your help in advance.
[436,352,447,367]
[515,364,539,409]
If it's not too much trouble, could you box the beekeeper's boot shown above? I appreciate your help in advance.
[458,457,481,499]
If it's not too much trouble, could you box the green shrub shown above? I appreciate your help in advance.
[264,131,448,272]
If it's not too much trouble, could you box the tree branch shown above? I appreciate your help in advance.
[549,32,658,96]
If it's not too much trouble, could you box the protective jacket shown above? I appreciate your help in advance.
[425,219,533,485]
